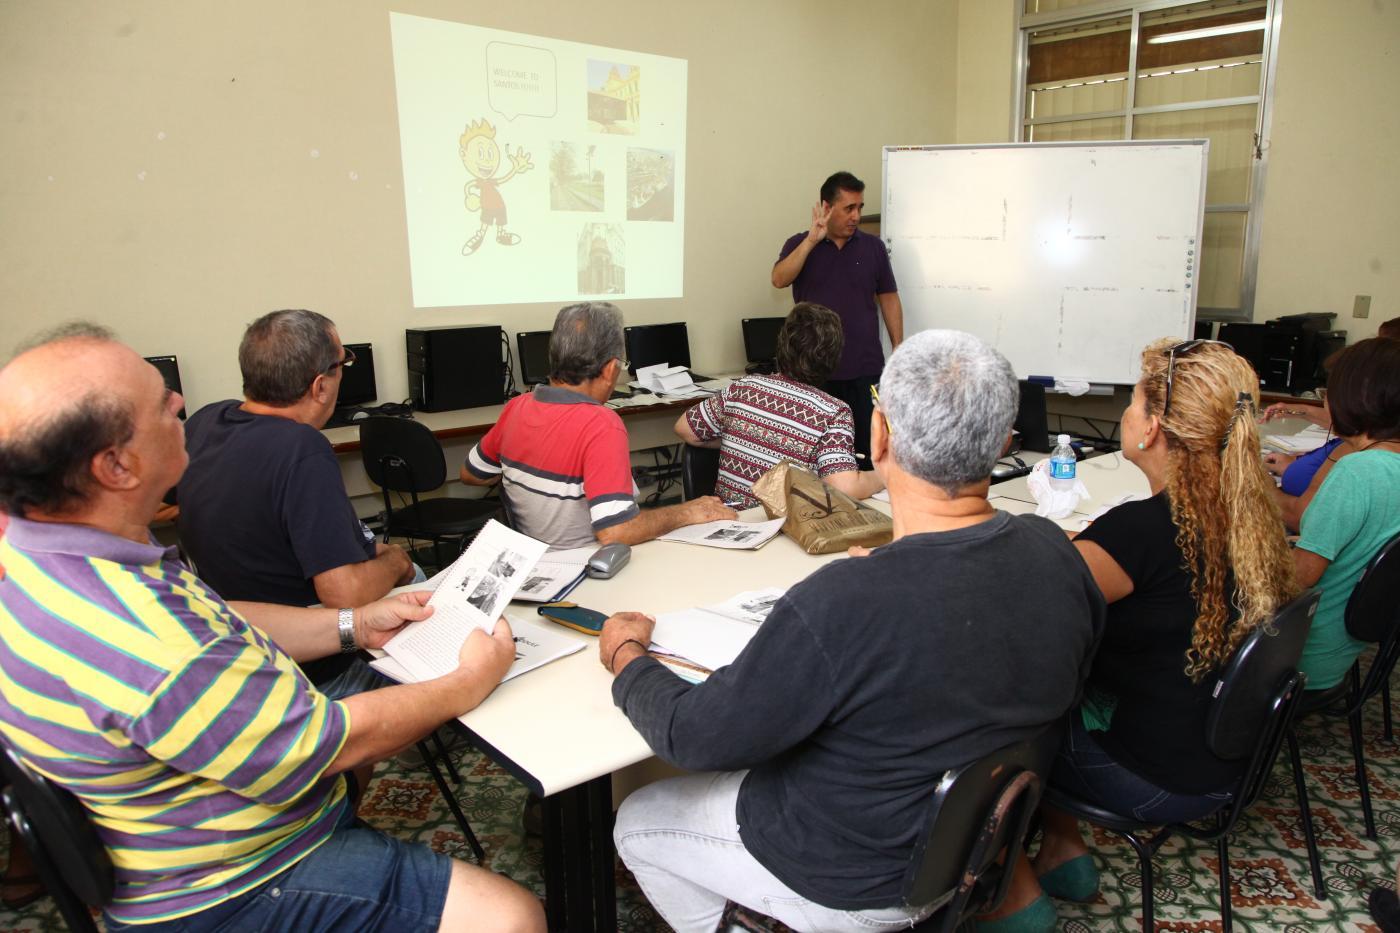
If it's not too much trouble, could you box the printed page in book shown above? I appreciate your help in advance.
[384,520,548,682]
[657,517,785,549]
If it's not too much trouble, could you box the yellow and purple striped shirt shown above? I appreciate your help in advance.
[0,517,351,924]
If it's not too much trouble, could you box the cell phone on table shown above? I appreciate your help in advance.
[537,601,608,636]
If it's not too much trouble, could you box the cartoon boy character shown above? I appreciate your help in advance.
[460,118,533,256]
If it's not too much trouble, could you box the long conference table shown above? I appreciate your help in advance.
[445,449,1152,931]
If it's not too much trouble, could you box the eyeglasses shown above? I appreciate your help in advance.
[1161,339,1228,417]
[869,384,893,434]
[325,345,357,374]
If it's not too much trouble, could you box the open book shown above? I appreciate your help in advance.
[383,520,549,682]
[649,587,787,673]
[372,613,585,685]
[510,546,592,603]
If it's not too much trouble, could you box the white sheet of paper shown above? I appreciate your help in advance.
[384,520,548,682]
[657,517,785,549]
[1265,424,1332,454]
[702,587,787,626]
[650,607,761,672]
[373,613,585,684]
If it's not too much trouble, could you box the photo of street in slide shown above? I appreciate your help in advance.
[586,60,639,135]
[628,147,674,221]
[550,142,604,212]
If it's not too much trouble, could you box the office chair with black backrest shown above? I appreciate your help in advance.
[904,722,1063,931]
[718,723,1061,933]
[358,417,498,572]
[1043,589,1318,933]
[1286,529,1400,896]
[1,746,111,933]
[681,445,720,501]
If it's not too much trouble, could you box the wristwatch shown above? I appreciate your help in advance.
[338,608,357,653]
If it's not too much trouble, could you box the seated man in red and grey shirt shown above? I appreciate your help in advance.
[675,303,885,508]
[462,302,735,547]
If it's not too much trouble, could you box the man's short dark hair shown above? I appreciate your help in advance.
[1327,337,1400,441]
[1379,317,1400,341]
[820,171,865,205]
[239,309,339,405]
[0,322,136,516]
[776,303,844,387]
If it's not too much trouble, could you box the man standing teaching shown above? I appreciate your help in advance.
[772,171,903,464]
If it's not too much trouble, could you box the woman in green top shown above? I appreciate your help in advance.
[1293,337,1400,690]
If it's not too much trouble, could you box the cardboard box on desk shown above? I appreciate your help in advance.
[752,461,893,555]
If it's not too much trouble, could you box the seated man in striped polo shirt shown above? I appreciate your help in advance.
[0,324,542,932]
[461,302,735,547]
[675,302,885,509]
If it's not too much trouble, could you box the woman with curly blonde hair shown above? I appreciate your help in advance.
[981,338,1296,930]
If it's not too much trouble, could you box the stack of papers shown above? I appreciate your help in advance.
[1265,423,1331,454]
[657,517,785,549]
[649,588,787,673]
[631,363,714,399]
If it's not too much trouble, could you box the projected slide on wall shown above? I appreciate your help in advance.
[390,14,688,308]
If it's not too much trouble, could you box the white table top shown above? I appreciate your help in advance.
[991,451,1152,526]
[455,508,850,795]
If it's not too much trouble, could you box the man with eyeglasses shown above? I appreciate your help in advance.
[175,309,416,697]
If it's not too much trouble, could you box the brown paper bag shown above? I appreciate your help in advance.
[751,461,893,554]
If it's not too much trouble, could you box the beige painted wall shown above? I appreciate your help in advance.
[0,0,958,411]
[950,0,1400,343]
[1251,0,1399,341]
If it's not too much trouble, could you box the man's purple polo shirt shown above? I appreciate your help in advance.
[777,228,898,380]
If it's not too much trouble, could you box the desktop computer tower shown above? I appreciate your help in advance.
[406,325,504,412]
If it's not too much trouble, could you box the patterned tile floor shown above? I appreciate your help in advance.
[4,699,1399,932]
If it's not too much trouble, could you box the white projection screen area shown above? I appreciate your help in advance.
[389,14,688,308]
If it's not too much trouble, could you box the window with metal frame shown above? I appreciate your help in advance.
[1015,0,1281,321]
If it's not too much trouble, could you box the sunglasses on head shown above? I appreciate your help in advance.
[1161,339,1229,417]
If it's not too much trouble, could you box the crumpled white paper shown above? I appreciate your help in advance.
[1055,379,1091,397]
[1026,458,1089,520]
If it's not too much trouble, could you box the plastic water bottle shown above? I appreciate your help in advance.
[1049,434,1077,491]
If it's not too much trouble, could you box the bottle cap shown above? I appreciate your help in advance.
[1057,434,1071,446]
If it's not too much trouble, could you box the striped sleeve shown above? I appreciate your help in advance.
[126,638,349,807]
[684,391,726,443]
[582,421,639,532]
[814,403,859,477]
[465,419,505,479]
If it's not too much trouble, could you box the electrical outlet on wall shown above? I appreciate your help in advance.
[1353,295,1372,319]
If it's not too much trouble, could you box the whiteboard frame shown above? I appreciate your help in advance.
[881,139,1209,386]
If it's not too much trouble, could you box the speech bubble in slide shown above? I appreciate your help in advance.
[486,43,557,121]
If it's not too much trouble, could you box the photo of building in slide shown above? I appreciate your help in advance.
[578,224,625,294]
[550,142,604,212]
[587,60,639,134]
[627,148,674,222]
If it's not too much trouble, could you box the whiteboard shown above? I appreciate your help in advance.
[881,141,1208,386]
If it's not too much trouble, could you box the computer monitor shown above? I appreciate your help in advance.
[741,317,784,365]
[144,355,186,419]
[1013,379,1051,453]
[624,322,692,375]
[516,331,552,387]
[336,342,376,407]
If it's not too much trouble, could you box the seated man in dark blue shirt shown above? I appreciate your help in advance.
[598,329,1106,933]
[176,309,416,692]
